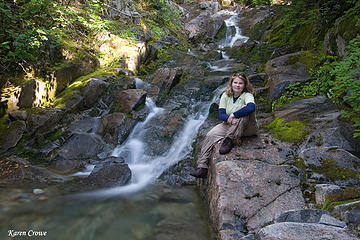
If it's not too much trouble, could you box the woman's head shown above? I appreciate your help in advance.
[225,73,256,97]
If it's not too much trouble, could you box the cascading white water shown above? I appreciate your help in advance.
[218,13,249,60]
[219,14,249,48]
[78,84,226,198]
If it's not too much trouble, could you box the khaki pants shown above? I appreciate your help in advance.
[197,112,257,169]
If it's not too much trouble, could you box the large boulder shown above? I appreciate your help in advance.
[152,67,184,92]
[55,133,106,160]
[185,4,231,43]
[274,97,360,154]
[97,112,137,144]
[265,52,314,103]
[256,222,358,240]
[112,89,147,113]
[206,157,305,237]
[84,160,131,188]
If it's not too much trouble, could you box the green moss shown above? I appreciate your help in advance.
[295,157,306,172]
[337,12,360,42]
[50,68,115,108]
[322,198,360,212]
[288,22,317,49]
[313,158,360,181]
[289,51,320,70]
[263,117,307,143]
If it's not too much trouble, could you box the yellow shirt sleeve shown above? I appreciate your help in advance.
[244,93,255,104]
[219,92,227,109]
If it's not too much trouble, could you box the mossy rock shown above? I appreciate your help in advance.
[313,158,360,182]
[288,50,320,70]
[263,117,307,143]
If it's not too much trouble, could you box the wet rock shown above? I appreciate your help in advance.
[238,7,272,41]
[200,1,220,13]
[0,120,26,153]
[55,133,106,160]
[206,158,305,234]
[256,222,358,240]
[82,76,110,108]
[185,6,230,43]
[112,89,147,113]
[48,158,85,174]
[152,67,183,92]
[265,52,314,103]
[270,46,297,59]
[84,160,131,187]
[97,112,135,144]
[33,189,45,195]
[155,218,209,240]
[315,184,341,205]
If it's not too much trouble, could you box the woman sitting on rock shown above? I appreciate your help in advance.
[190,73,257,178]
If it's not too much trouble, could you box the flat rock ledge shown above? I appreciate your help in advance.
[199,136,359,240]
[201,139,305,239]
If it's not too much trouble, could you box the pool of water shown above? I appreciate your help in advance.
[0,184,212,240]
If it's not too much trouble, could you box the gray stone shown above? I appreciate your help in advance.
[82,77,109,108]
[315,184,341,205]
[275,209,327,224]
[319,214,346,228]
[333,200,360,230]
[33,189,45,195]
[0,120,26,153]
[256,222,359,240]
[26,108,64,136]
[56,133,105,160]
[85,161,131,187]
[206,159,305,233]
[265,52,314,103]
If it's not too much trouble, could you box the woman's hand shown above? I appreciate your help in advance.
[227,113,235,124]
[232,118,239,125]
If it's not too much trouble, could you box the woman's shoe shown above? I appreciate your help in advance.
[190,168,208,178]
[219,137,233,154]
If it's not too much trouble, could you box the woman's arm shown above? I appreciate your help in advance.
[233,102,255,118]
[218,108,229,122]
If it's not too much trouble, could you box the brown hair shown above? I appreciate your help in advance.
[225,73,256,97]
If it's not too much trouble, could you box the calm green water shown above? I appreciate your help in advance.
[0,184,212,240]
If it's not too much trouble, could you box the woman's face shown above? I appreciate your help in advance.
[232,77,245,95]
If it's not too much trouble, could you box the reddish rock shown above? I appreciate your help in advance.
[113,89,147,113]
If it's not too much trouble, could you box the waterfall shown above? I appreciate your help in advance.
[77,84,226,198]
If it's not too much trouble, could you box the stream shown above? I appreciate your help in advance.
[0,11,248,240]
